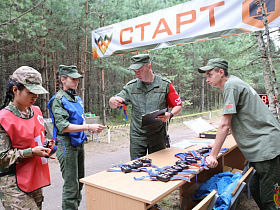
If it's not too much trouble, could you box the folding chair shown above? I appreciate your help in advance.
[229,182,246,210]
[191,190,219,210]
[242,164,256,199]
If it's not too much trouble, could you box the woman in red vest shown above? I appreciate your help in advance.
[0,66,53,209]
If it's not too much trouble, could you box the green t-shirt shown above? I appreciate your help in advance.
[222,75,280,162]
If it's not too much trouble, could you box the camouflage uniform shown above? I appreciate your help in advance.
[48,65,85,210]
[0,66,48,209]
[0,105,43,210]
[8,66,48,95]
[48,90,85,210]
[117,75,171,160]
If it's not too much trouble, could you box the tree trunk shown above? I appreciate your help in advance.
[98,13,107,124]
[200,75,205,112]
[218,91,221,108]
[76,35,80,96]
[45,56,50,118]
[81,0,88,106]
[101,68,106,125]
[258,0,279,116]
[86,62,90,112]
[1,41,9,101]
[216,90,218,108]
[14,40,18,67]
[256,31,278,118]
[40,7,47,117]
[52,52,57,93]
[67,29,69,64]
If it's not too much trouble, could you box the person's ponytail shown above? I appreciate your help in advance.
[0,78,25,110]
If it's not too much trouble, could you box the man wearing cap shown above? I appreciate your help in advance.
[109,54,182,160]
[0,66,52,209]
[48,65,105,210]
[198,58,280,210]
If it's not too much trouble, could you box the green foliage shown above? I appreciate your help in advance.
[0,0,279,119]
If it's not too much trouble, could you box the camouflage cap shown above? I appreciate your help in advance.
[10,66,48,94]
[198,58,228,73]
[128,54,150,70]
[59,65,83,78]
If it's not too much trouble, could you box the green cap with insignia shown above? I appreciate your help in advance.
[10,66,48,94]
[198,58,228,73]
[59,65,83,78]
[128,54,150,70]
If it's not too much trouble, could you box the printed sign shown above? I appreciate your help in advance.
[242,0,280,28]
[259,94,277,105]
[92,0,280,59]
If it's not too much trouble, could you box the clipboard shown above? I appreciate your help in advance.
[142,108,167,127]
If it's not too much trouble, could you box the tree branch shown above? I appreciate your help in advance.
[0,0,46,27]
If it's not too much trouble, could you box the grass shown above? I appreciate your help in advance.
[158,189,181,209]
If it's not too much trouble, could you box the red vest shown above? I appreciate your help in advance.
[0,106,50,192]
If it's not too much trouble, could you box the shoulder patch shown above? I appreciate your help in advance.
[225,104,234,111]
[161,77,171,83]
[126,78,138,85]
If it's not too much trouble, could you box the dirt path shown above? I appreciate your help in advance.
[42,121,199,209]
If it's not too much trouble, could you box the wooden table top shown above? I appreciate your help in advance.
[80,135,237,204]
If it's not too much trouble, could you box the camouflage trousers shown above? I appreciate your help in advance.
[249,154,280,210]
[130,139,165,160]
[0,175,43,209]
[57,140,85,210]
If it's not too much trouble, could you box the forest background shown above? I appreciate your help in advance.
[1,0,280,125]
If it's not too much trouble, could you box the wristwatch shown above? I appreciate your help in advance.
[169,112,174,119]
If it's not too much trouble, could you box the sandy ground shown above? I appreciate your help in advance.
[41,121,198,210]
[0,115,259,210]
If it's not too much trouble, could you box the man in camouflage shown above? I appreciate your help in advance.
[109,54,182,160]
[0,66,51,209]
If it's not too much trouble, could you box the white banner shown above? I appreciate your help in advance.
[92,0,280,59]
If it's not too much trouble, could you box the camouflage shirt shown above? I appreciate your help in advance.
[116,75,170,146]
[48,89,74,134]
[48,89,76,147]
[0,104,33,172]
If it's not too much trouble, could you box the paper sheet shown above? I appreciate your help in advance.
[171,139,214,149]
[171,140,196,149]
[183,117,215,134]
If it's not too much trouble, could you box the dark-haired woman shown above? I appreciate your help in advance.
[0,66,52,209]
